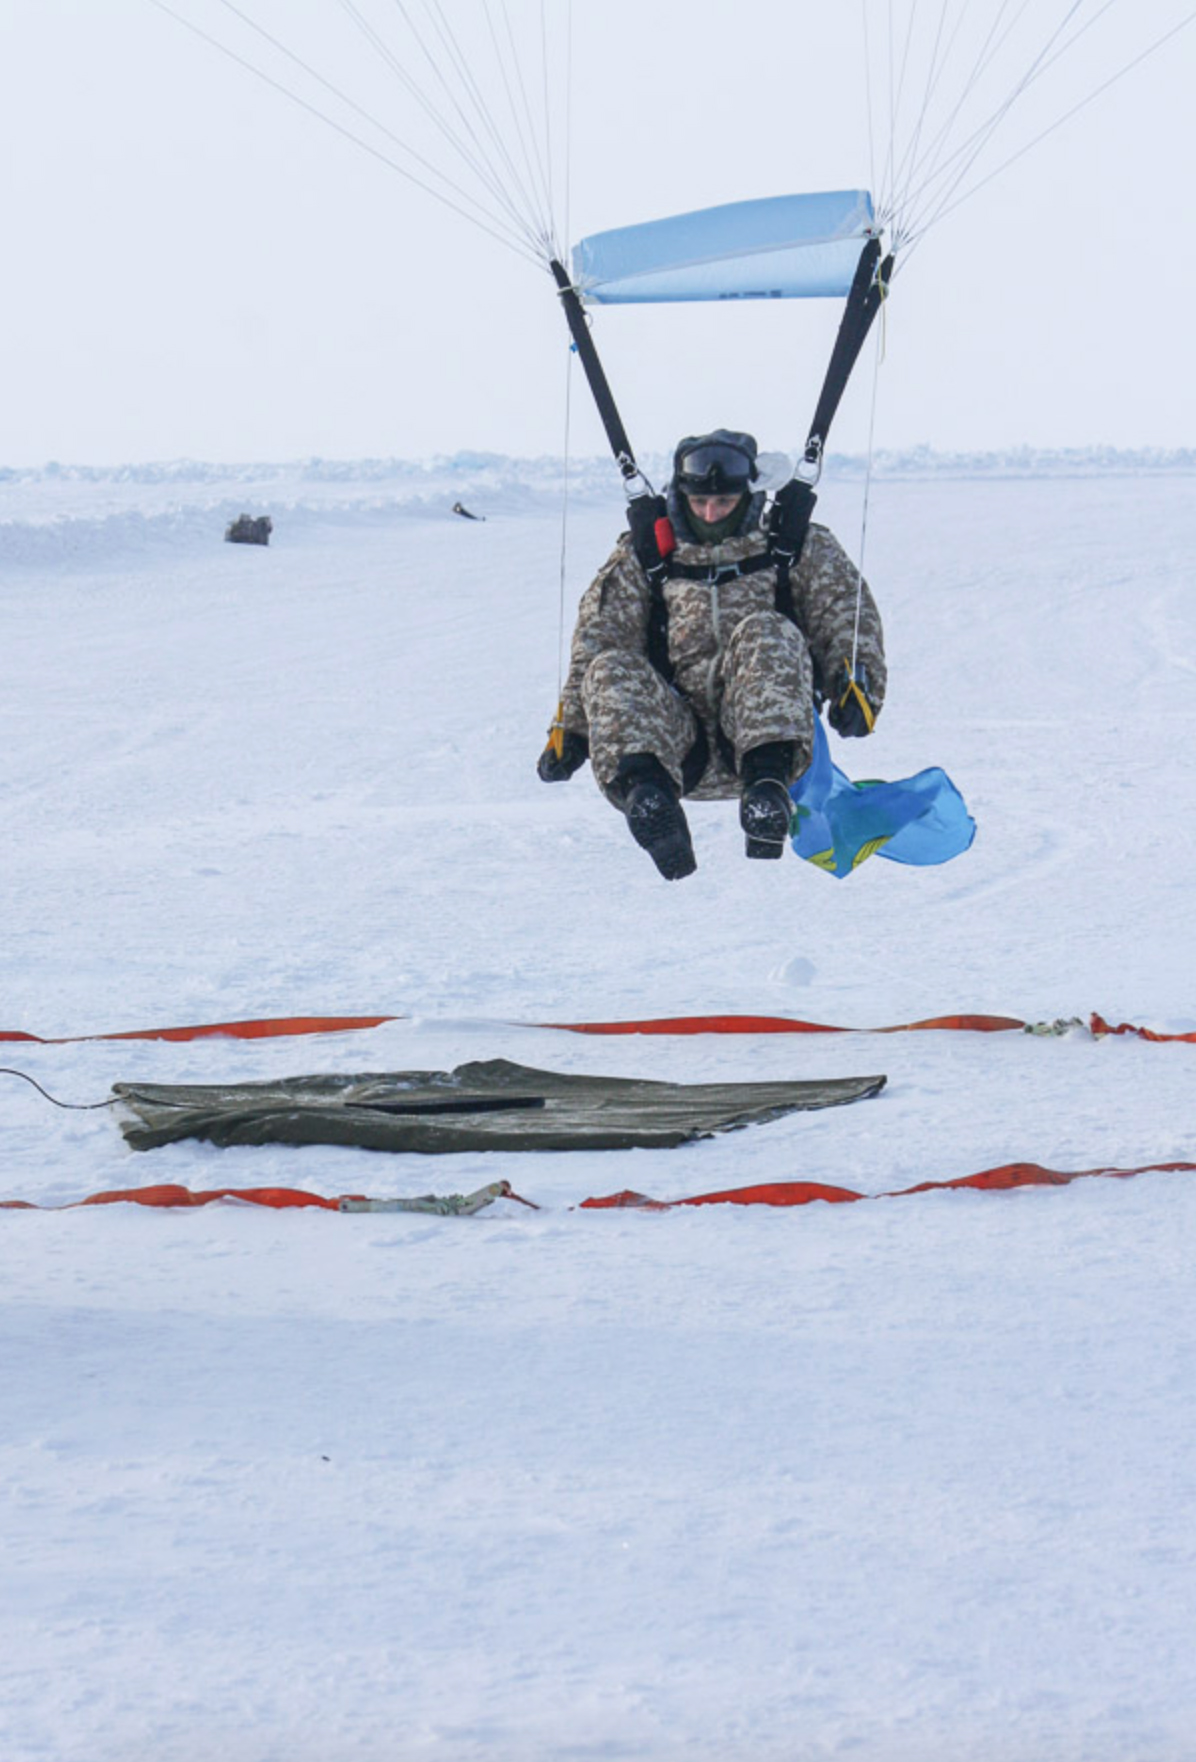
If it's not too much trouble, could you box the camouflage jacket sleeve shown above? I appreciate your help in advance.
[559,534,650,733]
[791,524,887,711]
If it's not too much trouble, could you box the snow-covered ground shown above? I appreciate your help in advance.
[2,454,1194,1761]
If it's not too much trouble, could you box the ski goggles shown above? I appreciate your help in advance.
[674,441,757,493]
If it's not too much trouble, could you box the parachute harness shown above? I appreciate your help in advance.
[544,234,893,729]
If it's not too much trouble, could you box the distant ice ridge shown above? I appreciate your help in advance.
[2,446,1193,566]
[3,444,1194,491]
[835,443,1196,478]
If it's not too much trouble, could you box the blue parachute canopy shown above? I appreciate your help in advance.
[572,190,876,305]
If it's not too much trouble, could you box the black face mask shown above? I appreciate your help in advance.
[682,494,748,542]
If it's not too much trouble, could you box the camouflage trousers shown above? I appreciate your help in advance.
[581,610,814,802]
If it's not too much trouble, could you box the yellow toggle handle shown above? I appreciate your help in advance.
[546,699,565,759]
[836,661,875,733]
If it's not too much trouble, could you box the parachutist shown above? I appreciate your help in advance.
[537,429,885,879]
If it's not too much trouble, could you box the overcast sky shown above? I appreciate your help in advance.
[2,0,1194,467]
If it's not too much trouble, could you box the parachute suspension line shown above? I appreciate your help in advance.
[883,0,948,225]
[860,0,880,200]
[900,3,1196,253]
[480,0,558,258]
[550,0,575,689]
[878,0,1035,240]
[881,0,1184,255]
[547,0,575,763]
[850,313,887,679]
[881,0,900,223]
[538,0,572,258]
[395,0,553,259]
[893,0,1097,246]
[351,0,548,258]
[554,341,575,738]
[878,0,1030,238]
[210,0,538,253]
[148,0,543,265]
[497,0,559,255]
[417,0,558,256]
[877,0,970,231]
[885,0,983,237]
[337,1,519,233]
[880,0,924,221]
[540,0,555,246]
[562,0,573,255]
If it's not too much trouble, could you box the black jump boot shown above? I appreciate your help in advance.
[739,741,797,860]
[612,753,697,881]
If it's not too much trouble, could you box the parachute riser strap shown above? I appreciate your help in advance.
[546,261,649,745]
[549,259,640,485]
[802,239,893,476]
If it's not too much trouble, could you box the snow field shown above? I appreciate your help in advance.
[1,459,1194,1760]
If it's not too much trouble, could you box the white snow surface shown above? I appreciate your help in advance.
[2,453,1195,1762]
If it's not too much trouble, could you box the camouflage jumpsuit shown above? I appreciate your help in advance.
[560,492,887,801]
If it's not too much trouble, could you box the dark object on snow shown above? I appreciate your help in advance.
[112,1058,885,1154]
[452,501,485,521]
[225,514,274,546]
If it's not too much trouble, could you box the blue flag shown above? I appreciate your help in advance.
[790,718,975,877]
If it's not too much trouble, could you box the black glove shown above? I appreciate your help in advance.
[537,729,589,782]
[827,660,876,738]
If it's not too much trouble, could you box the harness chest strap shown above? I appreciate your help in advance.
[627,478,819,683]
[664,551,776,584]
